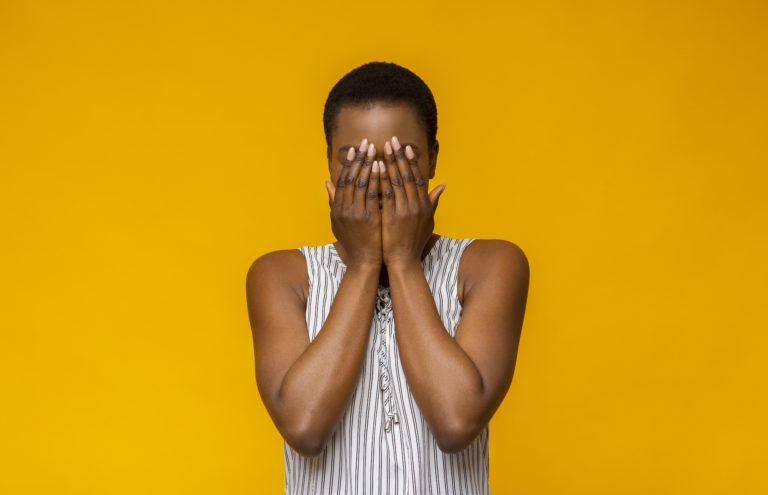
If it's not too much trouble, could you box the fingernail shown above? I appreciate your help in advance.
[372,161,379,173]
[361,138,368,151]
[347,147,355,160]
[405,145,415,160]
[385,141,392,155]
[367,143,375,157]
[391,136,400,150]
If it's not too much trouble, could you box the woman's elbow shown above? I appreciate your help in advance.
[433,418,481,454]
[282,422,329,458]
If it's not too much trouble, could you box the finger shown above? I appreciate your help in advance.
[378,157,395,218]
[332,146,355,215]
[429,183,446,211]
[335,146,356,195]
[343,138,368,207]
[384,139,407,210]
[391,136,418,205]
[404,144,429,204]
[354,143,375,209]
[366,160,381,215]
[325,179,336,206]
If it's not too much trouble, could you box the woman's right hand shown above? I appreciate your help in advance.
[325,138,383,269]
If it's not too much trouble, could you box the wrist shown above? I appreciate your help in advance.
[384,258,423,274]
[345,259,382,274]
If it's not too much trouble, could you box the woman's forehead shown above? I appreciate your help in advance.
[332,102,426,145]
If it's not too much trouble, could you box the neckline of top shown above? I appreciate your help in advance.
[328,235,444,286]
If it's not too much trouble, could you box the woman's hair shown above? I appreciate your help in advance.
[323,61,438,149]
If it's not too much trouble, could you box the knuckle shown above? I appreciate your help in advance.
[356,178,368,188]
[366,190,377,200]
[336,178,345,188]
[383,190,394,199]
[392,177,403,187]
[415,176,425,186]
[403,172,415,182]
[344,175,355,184]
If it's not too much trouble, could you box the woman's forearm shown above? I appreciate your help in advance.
[275,262,380,456]
[387,262,485,452]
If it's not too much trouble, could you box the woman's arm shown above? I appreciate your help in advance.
[246,139,383,457]
[378,137,529,453]
[246,251,379,457]
[388,240,529,453]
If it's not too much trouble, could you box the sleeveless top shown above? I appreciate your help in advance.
[286,234,490,494]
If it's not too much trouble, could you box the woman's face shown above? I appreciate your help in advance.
[327,102,438,188]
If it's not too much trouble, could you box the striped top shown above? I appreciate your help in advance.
[285,234,490,494]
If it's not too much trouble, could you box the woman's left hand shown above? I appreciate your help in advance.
[380,136,446,269]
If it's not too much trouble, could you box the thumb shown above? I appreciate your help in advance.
[429,183,446,211]
[325,180,336,206]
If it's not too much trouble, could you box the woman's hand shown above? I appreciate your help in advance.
[380,136,446,269]
[324,138,383,269]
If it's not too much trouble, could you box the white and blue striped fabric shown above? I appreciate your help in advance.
[286,234,490,494]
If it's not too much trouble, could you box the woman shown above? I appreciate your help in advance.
[246,61,529,494]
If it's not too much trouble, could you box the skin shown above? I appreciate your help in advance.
[246,102,529,457]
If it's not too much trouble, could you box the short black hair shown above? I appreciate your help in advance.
[323,61,438,149]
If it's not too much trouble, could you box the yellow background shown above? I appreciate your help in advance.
[2,0,766,493]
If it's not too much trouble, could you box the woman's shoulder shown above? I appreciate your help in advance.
[248,246,307,272]
[246,247,310,301]
[463,238,527,258]
[458,238,529,297]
